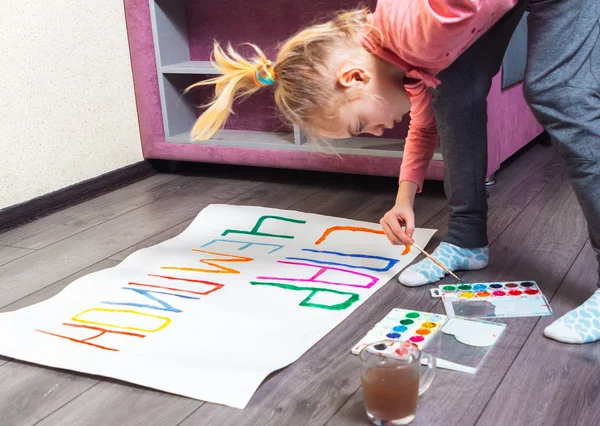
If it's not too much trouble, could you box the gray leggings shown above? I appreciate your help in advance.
[430,2,526,249]
[524,0,600,284]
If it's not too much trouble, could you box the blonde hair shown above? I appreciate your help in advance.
[185,8,379,141]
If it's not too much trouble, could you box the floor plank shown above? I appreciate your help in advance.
[36,381,200,426]
[0,362,99,426]
[0,245,34,267]
[0,177,263,307]
[0,174,186,250]
[107,220,193,262]
[351,181,448,229]
[488,142,560,209]
[0,260,119,313]
[0,261,119,425]
[107,169,336,262]
[476,242,600,426]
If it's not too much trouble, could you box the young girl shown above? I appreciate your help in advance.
[189,0,600,344]
[189,0,522,283]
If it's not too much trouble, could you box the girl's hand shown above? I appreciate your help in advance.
[380,180,419,246]
[380,201,415,246]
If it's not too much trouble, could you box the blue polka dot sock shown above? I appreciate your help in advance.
[544,289,600,344]
[398,242,489,287]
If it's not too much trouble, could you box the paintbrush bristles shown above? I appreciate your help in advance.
[410,243,464,284]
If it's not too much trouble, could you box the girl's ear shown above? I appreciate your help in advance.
[336,64,371,89]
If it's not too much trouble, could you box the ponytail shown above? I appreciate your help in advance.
[186,8,374,141]
[184,43,276,141]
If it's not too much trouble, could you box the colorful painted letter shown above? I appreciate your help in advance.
[36,322,145,352]
[72,308,171,333]
[162,250,253,274]
[257,260,379,289]
[221,215,306,239]
[201,239,283,254]
[250,281,359,310]
[143,275,224,295]
[101,287,200,313]
[286,249,399,272]
[315,226,385,245]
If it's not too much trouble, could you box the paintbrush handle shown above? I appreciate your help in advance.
[411,243,464,284]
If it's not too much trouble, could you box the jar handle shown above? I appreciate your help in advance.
[418,352,436,396]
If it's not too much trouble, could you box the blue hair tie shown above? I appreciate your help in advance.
[254,67,276,87]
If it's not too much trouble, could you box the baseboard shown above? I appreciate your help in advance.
[0,161,156,234]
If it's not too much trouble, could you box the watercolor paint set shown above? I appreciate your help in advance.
[351,308,505,374]
[351,309,448,354]
[431,281,552,319]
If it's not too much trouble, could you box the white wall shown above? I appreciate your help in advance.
[0,1,143,210]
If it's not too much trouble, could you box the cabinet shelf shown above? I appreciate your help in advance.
[161,61,218,75]
[148,0,430,167]
[166,129,443,160]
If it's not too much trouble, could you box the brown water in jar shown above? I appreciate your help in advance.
[360,363,420,421]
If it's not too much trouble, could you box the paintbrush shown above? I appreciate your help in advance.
[410,242,465,284]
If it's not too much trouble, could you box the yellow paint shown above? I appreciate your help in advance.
[72,308,171,333]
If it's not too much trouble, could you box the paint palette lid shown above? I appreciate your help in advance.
[423,317,506,374]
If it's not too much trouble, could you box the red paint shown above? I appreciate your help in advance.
[525,289,539,295]
[492,291,506,296]
[509,290,523,296]
[36,322,146,352]
[471,28,476,33]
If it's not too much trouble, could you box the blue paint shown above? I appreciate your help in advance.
[386,333,402,339]
[201,239,283,254]
[393,326,408,333]
[102,287,200,313]
[489,284,503,289]
[473,284,488,291]
[286,249,399,272]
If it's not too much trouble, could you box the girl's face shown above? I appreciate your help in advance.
[316,55,411,139]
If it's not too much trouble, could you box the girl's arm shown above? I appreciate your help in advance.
[399,80,438,193]
[380,81,436,247]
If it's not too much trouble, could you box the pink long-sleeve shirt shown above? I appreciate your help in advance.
[360,0,519,190]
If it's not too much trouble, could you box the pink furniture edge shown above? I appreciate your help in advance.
[123,0,542,183]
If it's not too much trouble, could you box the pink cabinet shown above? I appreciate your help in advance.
[124,0,542,182]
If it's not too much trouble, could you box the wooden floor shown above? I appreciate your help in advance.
[0,141,598,426]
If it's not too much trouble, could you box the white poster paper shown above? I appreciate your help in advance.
[0,205,436,408]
